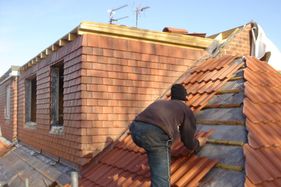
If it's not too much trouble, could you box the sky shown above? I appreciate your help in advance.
[0,0,281,76]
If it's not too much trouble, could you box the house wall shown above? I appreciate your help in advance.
[78,33,206,164]
[219,24,252,56]
[17,36,84,167]
[16,32,207,167]
[0,76,18,142]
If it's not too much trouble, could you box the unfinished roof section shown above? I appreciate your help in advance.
[20,21,214,72]
[80,55,247,186]
[207,25,243,41]
[243,56,281,187]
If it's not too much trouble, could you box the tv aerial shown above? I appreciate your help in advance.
[135,5,150,27]
[108,4,128,24]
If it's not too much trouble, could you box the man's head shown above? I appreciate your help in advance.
[171,84,188,101]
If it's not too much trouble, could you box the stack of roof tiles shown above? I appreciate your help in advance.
[243,56,281,187]
[80,55,246,186]
[0,140,11,157]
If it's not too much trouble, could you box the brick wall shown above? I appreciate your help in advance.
[219,23,281,69]
[0,77,18,141]
[219,24,252,56]
[17,36,84,167]
[78,34,206,163]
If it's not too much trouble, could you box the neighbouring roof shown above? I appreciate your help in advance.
[0,139,73,187]
[0,65,20,85]
[20,21,214,72]
[79,55,246,186]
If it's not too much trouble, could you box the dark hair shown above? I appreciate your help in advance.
[171,84,188,101]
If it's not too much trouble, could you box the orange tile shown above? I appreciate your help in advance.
[0,141,11,157]
[245,177,281,187]
[247,120,281,148]
[244,56,281,186]
[244,145,281,185]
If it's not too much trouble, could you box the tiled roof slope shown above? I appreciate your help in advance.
[243,57,281,187]
[81,132,215,187]
[80,55,244,186]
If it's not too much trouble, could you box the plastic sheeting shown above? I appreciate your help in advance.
[251,23,281,71]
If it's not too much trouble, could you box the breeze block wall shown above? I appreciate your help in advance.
[0,76,18,142]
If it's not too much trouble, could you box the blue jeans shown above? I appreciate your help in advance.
[129,121,172,187]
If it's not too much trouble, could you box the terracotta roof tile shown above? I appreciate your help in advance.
[245,82,281,103]
[247,120,281,148]
[184,55,244,111]
[0,140,11,157]
[244,145,281,185]
[243,56,281,186]
[245,177,281,187]
[243,98,281,123]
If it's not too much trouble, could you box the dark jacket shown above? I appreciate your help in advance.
[134,99,199,151]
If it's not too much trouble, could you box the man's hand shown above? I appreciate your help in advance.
[197,137,207,147]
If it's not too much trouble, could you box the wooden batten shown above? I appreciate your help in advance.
[51,44,59,51]
[40,52,46,59]
[67,33,77,41]
[45,48,50,56]
[35,57,40,62]
[58,39,67,47]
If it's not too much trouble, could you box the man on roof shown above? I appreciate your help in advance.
[129,84,207,187]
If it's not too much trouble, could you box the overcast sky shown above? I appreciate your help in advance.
[1,0,281,76]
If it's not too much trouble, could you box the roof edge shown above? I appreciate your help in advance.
[20,21,214,72]
[78,21,213,49]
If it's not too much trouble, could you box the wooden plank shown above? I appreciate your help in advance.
[45,48,50,55]
[67,33,77,41]
[78,21,214,49]
[58,39,67,47]
[40,52,46,59]
[51,44,59,51]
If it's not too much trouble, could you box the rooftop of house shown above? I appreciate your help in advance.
[0,138,73,186]
[0,66,20,85]
[2,21,281,186]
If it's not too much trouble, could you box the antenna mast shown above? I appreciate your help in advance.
[108,4,128,24]
[135,5,150,27]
